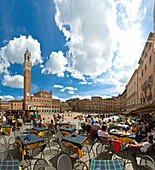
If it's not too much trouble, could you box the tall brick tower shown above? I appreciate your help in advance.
[23,49,32,110]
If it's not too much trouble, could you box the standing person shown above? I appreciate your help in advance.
[3,115,6,123]
[86,115,92,134]
[17,116,23,127]
[53,113,57,122]
[92,118,95,125]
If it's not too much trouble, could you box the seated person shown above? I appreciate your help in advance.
[17,116,23,127]
[48,119,54,128]
[97,124,110,141]
[136,124,149,143]
[91,121,100,138]
[81,122,87,131]
[38,120,44,128]
[42,117,46,124]
[129,124,138,134]
[129,134,154,163]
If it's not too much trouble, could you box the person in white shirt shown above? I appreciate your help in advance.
[97,124,110,139]
[129,134,154,163]
[3,115,6,123]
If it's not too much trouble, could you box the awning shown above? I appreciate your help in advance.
[122,111,131,114]
[131,104,155,114]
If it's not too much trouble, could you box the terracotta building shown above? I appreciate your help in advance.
[114,95,121,113]
[90,97,102,112]
[104,97,115,113]
[126,69,139,111]
[52,99,60,113]
[60,102,73,112]
[138,32,155,107]
[23,49,32,110]
[11,100,23,110]
[0,101,11,112]
[66,98,80,111]
[23,50,60,114]
[120,88,127,112]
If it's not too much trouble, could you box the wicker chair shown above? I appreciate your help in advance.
[14,129,22,138]
[33,158,48,170]
[57,154,72,170]
[0,143,8,159]
[70,124,76,129]
[140,155,155,170]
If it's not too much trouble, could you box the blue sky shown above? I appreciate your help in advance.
[0,0,154,101]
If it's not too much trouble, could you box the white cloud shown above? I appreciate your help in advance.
[65,87,77,91]
[95,68,135,93]
[72,94,91,100]
[3,40,8,44]
[42,51,67,77]
[0,35,42,74]
[59,86,78,93]
[54,0,117,79]
[53,0,147,94]
[113,0,146,69]
[52,95,67,102]
[2,74,23,89]
[54,85,64,88]
[79,81,92,85]
[0,95,14,101]
[68,90,74,94]
[60,88,65,92]
[16,96,23,100]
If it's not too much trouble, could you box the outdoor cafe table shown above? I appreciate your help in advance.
[31,127,50,136]
[109,131,136,144]
[16,134,44,160]
[1,124,12,133]
[60,127,76,136]
[0,159,21,170]
[57,122,69,128]
[62,134,88,158]
[89,159,124,170]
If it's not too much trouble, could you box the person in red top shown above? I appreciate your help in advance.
[38,114,41,120]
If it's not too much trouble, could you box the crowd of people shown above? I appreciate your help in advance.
[0,111,62,131]
[81,114,155,155]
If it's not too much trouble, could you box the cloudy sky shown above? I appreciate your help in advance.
[0,0,154,101]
